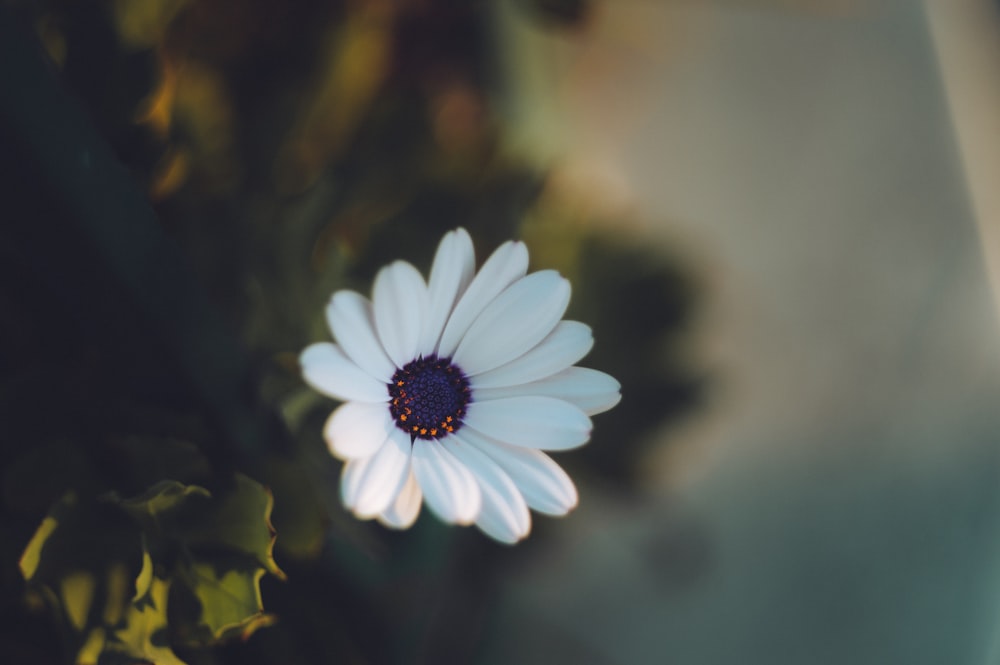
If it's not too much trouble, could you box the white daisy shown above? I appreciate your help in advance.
[300,228,621,543]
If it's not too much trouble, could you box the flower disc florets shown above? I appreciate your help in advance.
[388,355,470,440]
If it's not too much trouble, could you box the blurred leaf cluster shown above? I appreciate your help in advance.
[19,476,282,665]
[0,0,703,662]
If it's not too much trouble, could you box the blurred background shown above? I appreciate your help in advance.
[3,0,1000,664]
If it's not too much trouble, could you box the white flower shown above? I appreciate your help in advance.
[300,228,620,543]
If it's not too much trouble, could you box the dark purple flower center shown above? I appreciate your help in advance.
[388,355,471,440]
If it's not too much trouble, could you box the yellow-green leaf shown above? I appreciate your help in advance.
[134,548,154,602]
[166,474,286,580]
[19,475,284,661]
[19,515,59,581]
[17,491,145,639]
[60,571,96,632]
[186,562,276,643]
[105,576,188,665]
[117,480,211,529]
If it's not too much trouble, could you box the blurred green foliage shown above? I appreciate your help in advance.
[19,476,282,665]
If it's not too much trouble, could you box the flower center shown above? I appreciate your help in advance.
[388,356,471,440]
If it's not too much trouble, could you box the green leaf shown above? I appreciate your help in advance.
[115,474,286,644]
[16,492,172,664]
[117,480,212,533]
[18,515,59,582]
[19,475,285,664]
[185,563,276,642]
[105,576,187,665]
[153,474,286,580]
[17,492,145,612]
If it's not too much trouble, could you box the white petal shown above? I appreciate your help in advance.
[323,401,395,460]
[340,429,411,518]
[377,471,422,529]
[449,436,530,543]
[340,458,370,515]
[458,427,578,516]
[471,321,593,389]
[411,438,481,524]
[472,321,594,388]
[474,367,622,416]
[437,240,529,358]
[326,291,396,382]
[464,396,592,450]
[373,261,427,368]
[453,271,571,376]
[300,343,389,403]
[418,228,475,355]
